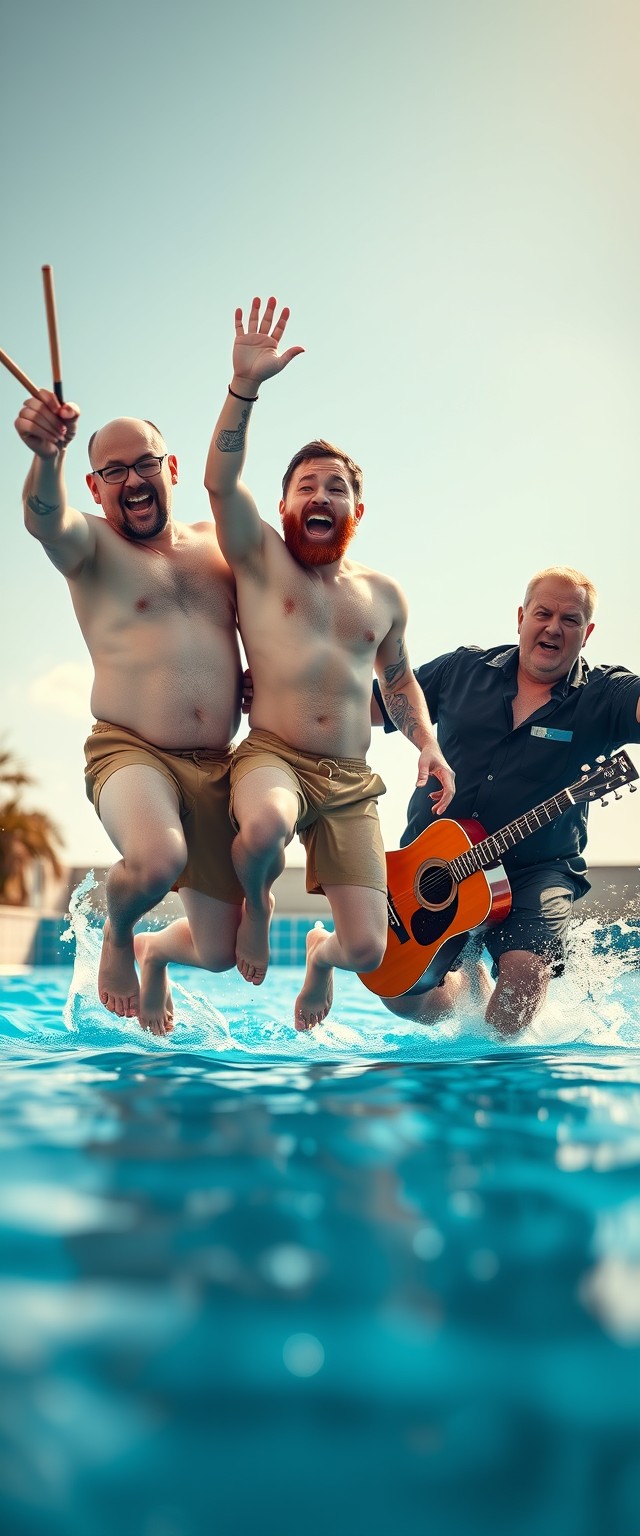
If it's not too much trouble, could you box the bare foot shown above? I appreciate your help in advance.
[295,926,334,1032]
[134,934,175,1037]
[236,894,276,985]
[98,919,139,1018]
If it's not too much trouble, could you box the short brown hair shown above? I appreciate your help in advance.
[281,440,363,502]
[523,566,598,623]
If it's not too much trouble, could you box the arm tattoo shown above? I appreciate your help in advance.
[27,494,60,517]
[384,690,420,743]
[215,405,251,455]
[383,638,409,688]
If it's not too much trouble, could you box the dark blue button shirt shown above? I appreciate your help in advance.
[373,645,640,887]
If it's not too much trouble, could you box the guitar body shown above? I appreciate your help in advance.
[359,750,637,999]
[360,818,512,998]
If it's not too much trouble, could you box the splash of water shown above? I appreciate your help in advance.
[51,876,639,1060]
[61,874,233,1051]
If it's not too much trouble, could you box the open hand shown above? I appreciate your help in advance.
[231,297,304,391]
[15,389,79,459]
[416,746,456,815]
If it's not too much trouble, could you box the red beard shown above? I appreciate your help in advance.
[281,511,357,567]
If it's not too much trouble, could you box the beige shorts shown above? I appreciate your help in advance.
[84,721,243,906]
[230,728,387,895]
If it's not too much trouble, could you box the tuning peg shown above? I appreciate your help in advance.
[614,791,622,800]
[630,783,637,794]
[600,797,609,807]
[581,764,590,773]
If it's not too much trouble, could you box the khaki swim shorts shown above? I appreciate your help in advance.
[84,721,243,905]
[230,728,387,895]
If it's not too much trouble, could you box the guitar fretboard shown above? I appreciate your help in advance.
[449,789,574,881]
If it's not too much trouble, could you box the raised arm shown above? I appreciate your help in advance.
[375,599,456,814]
[204,297,304,569]
[16,389,95,578]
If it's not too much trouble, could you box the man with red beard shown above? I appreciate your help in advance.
[16,397,244,1036]
[205,297,455,1030]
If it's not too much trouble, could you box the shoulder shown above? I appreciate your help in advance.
[429,643,501,673]
[581,660,640,686]
[577,659,640,710]
[349,561,406,606]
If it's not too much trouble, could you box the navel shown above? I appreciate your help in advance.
[283,597,295,616]
[135,598,149,612]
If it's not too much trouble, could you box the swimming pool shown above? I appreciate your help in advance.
[0,914,639,1536]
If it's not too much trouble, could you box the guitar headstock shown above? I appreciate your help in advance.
[571,750,639,806]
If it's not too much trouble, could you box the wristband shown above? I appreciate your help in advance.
[228,385,258,403]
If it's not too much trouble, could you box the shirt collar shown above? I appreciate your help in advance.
[486,646,589,695]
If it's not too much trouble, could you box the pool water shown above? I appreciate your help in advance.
[0,908,639,1536]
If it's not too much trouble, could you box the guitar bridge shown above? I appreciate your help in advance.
[387,891,410,944]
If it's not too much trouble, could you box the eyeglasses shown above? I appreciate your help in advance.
[92,454,168,485]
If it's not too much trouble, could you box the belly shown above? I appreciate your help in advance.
[90,629,242,748]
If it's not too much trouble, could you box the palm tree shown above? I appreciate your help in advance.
[0,748,65,906]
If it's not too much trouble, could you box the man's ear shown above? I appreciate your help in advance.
[583,622,595,646]
[86,473,102,506]
[354,501,365,525]
[168,454,178,485]
[517,604,524,632]
[278,497,285,520]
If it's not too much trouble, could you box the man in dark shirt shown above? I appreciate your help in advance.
[373,567,640,1034]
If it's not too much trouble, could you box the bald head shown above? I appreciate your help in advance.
[88,417,166,467]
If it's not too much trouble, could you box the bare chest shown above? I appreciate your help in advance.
[512,686,552,729]
[268,578,383,652]
[97,538,234,625]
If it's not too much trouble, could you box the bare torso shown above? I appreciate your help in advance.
[238,527,401,758]
[70,516,241,748]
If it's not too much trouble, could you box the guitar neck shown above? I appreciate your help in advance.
[450,788,575,880]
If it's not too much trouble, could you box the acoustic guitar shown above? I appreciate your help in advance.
[359,750,638,998]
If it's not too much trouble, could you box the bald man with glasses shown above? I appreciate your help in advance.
[16,389,244,1036]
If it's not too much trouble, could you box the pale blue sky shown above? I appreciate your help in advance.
[1,0,638,867]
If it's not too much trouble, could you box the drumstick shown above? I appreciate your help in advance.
[42,264,64,403]
[0,346,40,399]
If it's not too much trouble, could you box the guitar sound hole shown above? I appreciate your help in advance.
[416,860,455,910]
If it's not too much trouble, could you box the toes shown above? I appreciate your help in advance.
[139,1013,173,1038]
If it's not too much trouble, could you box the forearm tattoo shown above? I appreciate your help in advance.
[215,405,251,455]
[27,494,60,517]
[384,689,420,743]
[383,639,409,688]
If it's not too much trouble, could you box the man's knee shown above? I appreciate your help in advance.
[192,915,240,973]
[122,832,186,897]
[486,948,551,1033]
[193,939,236,973]
[342,928,387,974]
[235,804,294,859]
[496,948,551,990]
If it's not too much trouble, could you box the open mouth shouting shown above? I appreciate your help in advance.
[303,510,335,538]
[122,486,157,515]
[119,484,168,541]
